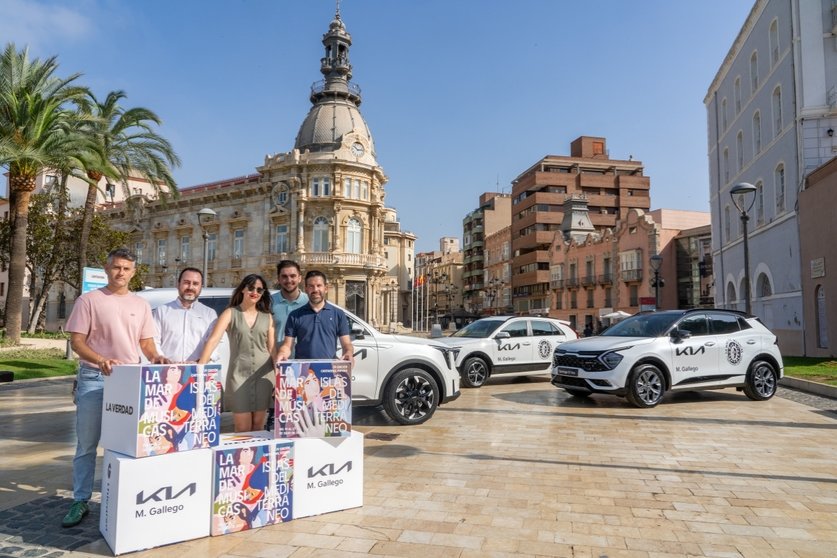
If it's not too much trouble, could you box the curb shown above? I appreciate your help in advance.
[780,376,837,400]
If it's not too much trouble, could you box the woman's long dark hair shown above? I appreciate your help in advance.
[229,274,273,313]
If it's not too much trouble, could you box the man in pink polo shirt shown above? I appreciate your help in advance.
[61,247,169,528]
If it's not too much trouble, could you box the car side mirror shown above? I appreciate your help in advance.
[671,327,691,341]
[495,331,510,340]
[351,324,365,340]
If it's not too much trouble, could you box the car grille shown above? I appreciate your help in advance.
[552,353,609,372]
[554,375,589,388]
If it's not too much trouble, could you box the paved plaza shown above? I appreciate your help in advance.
[0,375,836,558]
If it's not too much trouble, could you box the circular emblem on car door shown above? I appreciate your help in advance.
[538,340,552,359]
[725,340,743,365]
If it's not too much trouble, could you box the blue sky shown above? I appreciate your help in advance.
[1,0,753,252]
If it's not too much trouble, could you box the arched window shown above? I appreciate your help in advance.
[734,77,742,114]
[755,181,764,225]
[345,218,362,254]
[724,205,731,240]
[750,52,759,93]
[313,217,329,252]
[774,164,785,212]
[769,19,779,67]
[727,282,737,308]
[736,131,744,171]
[757,273,772,297]
[752,111,761,155]
[723,148,730,183]
[772,87,782,137]
[721,98,728,130]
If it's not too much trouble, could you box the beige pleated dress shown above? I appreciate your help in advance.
[224,307,274,413]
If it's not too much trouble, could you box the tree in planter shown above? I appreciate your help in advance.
[0,43,94,343]
[76,90,180,272]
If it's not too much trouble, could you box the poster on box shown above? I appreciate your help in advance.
[211,440,293,535]
[274,360,351,438]
[102,364,221,458]
[136,364,221,456]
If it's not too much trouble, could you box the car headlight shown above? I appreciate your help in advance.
[431,346,458,368]
[600,350,625,369]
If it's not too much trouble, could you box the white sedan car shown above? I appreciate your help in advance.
[435,316,578,388]
[551,309,784,407]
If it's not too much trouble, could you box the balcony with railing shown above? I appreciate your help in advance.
[565,277,579,288]
[550,279,564,289]
[581,275,596,287]
[598,273,613,285]
[621,269,643,282]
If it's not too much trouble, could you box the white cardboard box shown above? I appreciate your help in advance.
[101,364,222,457]
[291,431,364,518]
[210,432,294,536]
[99,449,212,555]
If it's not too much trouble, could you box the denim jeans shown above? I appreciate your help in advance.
[72,363,103,501]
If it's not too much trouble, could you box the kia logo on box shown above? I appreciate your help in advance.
[136,483,197,505]
[307,461,352,478]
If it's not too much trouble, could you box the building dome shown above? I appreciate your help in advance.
[293,10,376,157]
[294,96,376,154]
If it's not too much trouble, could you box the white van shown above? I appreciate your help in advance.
[137,288,460,425]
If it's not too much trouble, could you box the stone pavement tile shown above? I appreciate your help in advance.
[516,540,576,556]
[368,540,460,557]
[220,540,296,557]
[624,537,703,555]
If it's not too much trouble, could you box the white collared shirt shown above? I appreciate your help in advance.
[153,298,223,362]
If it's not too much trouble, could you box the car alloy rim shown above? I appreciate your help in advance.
[636,368,662,405]
[753,364,776,397]
[393,373,435,420]
[467,361,487,384]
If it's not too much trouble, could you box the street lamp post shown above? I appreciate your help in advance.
[197,207,216,282]
[731,182,758,314]
[484,278,503,315]
[649,254,663,311]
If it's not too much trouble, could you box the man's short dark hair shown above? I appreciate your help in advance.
[305,270,327,284]
[178,267,203,283]
[106,247,137,265]
[277,260,301,276]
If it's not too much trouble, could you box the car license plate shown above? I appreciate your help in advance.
[556,367,578,377]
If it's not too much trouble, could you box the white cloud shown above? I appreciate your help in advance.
[0,0,92,51]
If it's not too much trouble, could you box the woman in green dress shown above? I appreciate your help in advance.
[200,274,275,432]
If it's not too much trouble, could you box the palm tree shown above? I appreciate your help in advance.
[0,43,93,343]
[77,90,180,271]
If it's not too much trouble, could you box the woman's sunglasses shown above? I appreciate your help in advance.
[246,286,265,294]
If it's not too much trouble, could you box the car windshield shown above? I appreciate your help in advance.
[601,312,684,338]
[450,318,506,338]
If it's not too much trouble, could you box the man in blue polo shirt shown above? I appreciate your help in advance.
[274,270,354,364]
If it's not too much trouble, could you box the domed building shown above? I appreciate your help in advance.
[103,9,415,328]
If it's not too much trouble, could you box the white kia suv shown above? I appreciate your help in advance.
[551,309,783,407]
[435,316,578,388]
[137,288,460,425]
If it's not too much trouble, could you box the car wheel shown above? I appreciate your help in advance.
[461,357,489,388]
[626,363,665,408]
[564,388,591,398]
[743,359,778,401]
[383,368,440,425]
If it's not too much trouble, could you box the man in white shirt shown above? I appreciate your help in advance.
[153,267,223,364]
